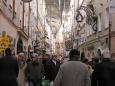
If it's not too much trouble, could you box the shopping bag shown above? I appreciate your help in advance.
[50,81,53,86]
[41,80,50,86]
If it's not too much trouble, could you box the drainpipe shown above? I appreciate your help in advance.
[109,23,111,52]
[36,0,38,25]
[28,2,30,37]
[22,1,25,30]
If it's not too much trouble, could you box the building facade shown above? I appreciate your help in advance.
[74,0,110,60]
[0,0,29,55]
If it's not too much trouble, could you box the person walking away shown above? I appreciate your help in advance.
[91,48,115,86]
[25,53,44,86]
[0,48,19,86]
[0,51,3,59]
[82,58,94,76]
[42,54,50,78]
[91,57,99,69]
[53,49,91,86]
[17,52,27,86]
[45,55,60,83]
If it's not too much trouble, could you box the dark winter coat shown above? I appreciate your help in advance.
[91,58,115,86]
[0,55,19,86]
[25,61,44,82]
[42,59,49,77]
[45,59,60,81]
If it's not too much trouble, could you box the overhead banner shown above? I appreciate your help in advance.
[109,0,115,14]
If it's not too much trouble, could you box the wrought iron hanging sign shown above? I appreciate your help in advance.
[76,11,84,22]
[76,2,98,32]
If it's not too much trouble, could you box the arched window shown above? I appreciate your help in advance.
[17,37,23,54]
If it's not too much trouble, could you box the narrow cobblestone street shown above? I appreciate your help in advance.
[0,0,115,86]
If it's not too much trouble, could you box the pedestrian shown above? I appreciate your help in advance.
[62,56,69,63]
[0,52,3,59]
[53,49,91,86]
[97,49,103,61]
[25,53,44,86]
[91,57,99,69]
[45,55,60,83]
[0,48,19,86]
[42,54,49,77]
[17,52,27,86]
[81,52,85,61]
[82,58,94,76]
[91,48,115,86]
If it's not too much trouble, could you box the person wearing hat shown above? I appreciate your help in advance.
[53,49,91,86]
[25,53,44,86]
[91,48,115,86]
[17,52,27,86]
[45,55,60,83]
[0,48,19,86]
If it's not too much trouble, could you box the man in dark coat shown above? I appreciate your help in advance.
[0,48,19,86]
[25,53,44,86]
[91,48,115,86]
[45,55,60,82]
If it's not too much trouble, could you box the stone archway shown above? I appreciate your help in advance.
[17,37,23,54]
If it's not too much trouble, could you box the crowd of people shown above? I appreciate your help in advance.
[0,48,61,86]
[0,48,115,86]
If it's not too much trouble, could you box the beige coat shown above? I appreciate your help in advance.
[17,64,27,86]
[53,61,91,86]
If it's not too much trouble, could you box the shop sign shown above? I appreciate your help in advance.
[65,40,73,51]
[109,0,115,14]
[0,37,9,48]
[0,31,10,54]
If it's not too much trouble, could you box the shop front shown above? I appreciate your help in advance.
[79,35,109,60]
[16,29,29,57]
[0,12,28,56]
[0,13,18,56]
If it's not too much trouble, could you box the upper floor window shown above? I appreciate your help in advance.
[20,1,22,5]
[8,0,13,11]
[8,0,16,19]
[2,0,7,6]
[4,0,7,2]
[12,0,16,19]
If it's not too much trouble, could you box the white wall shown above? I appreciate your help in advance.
[0,13,18,55]
[0,14,17,38]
